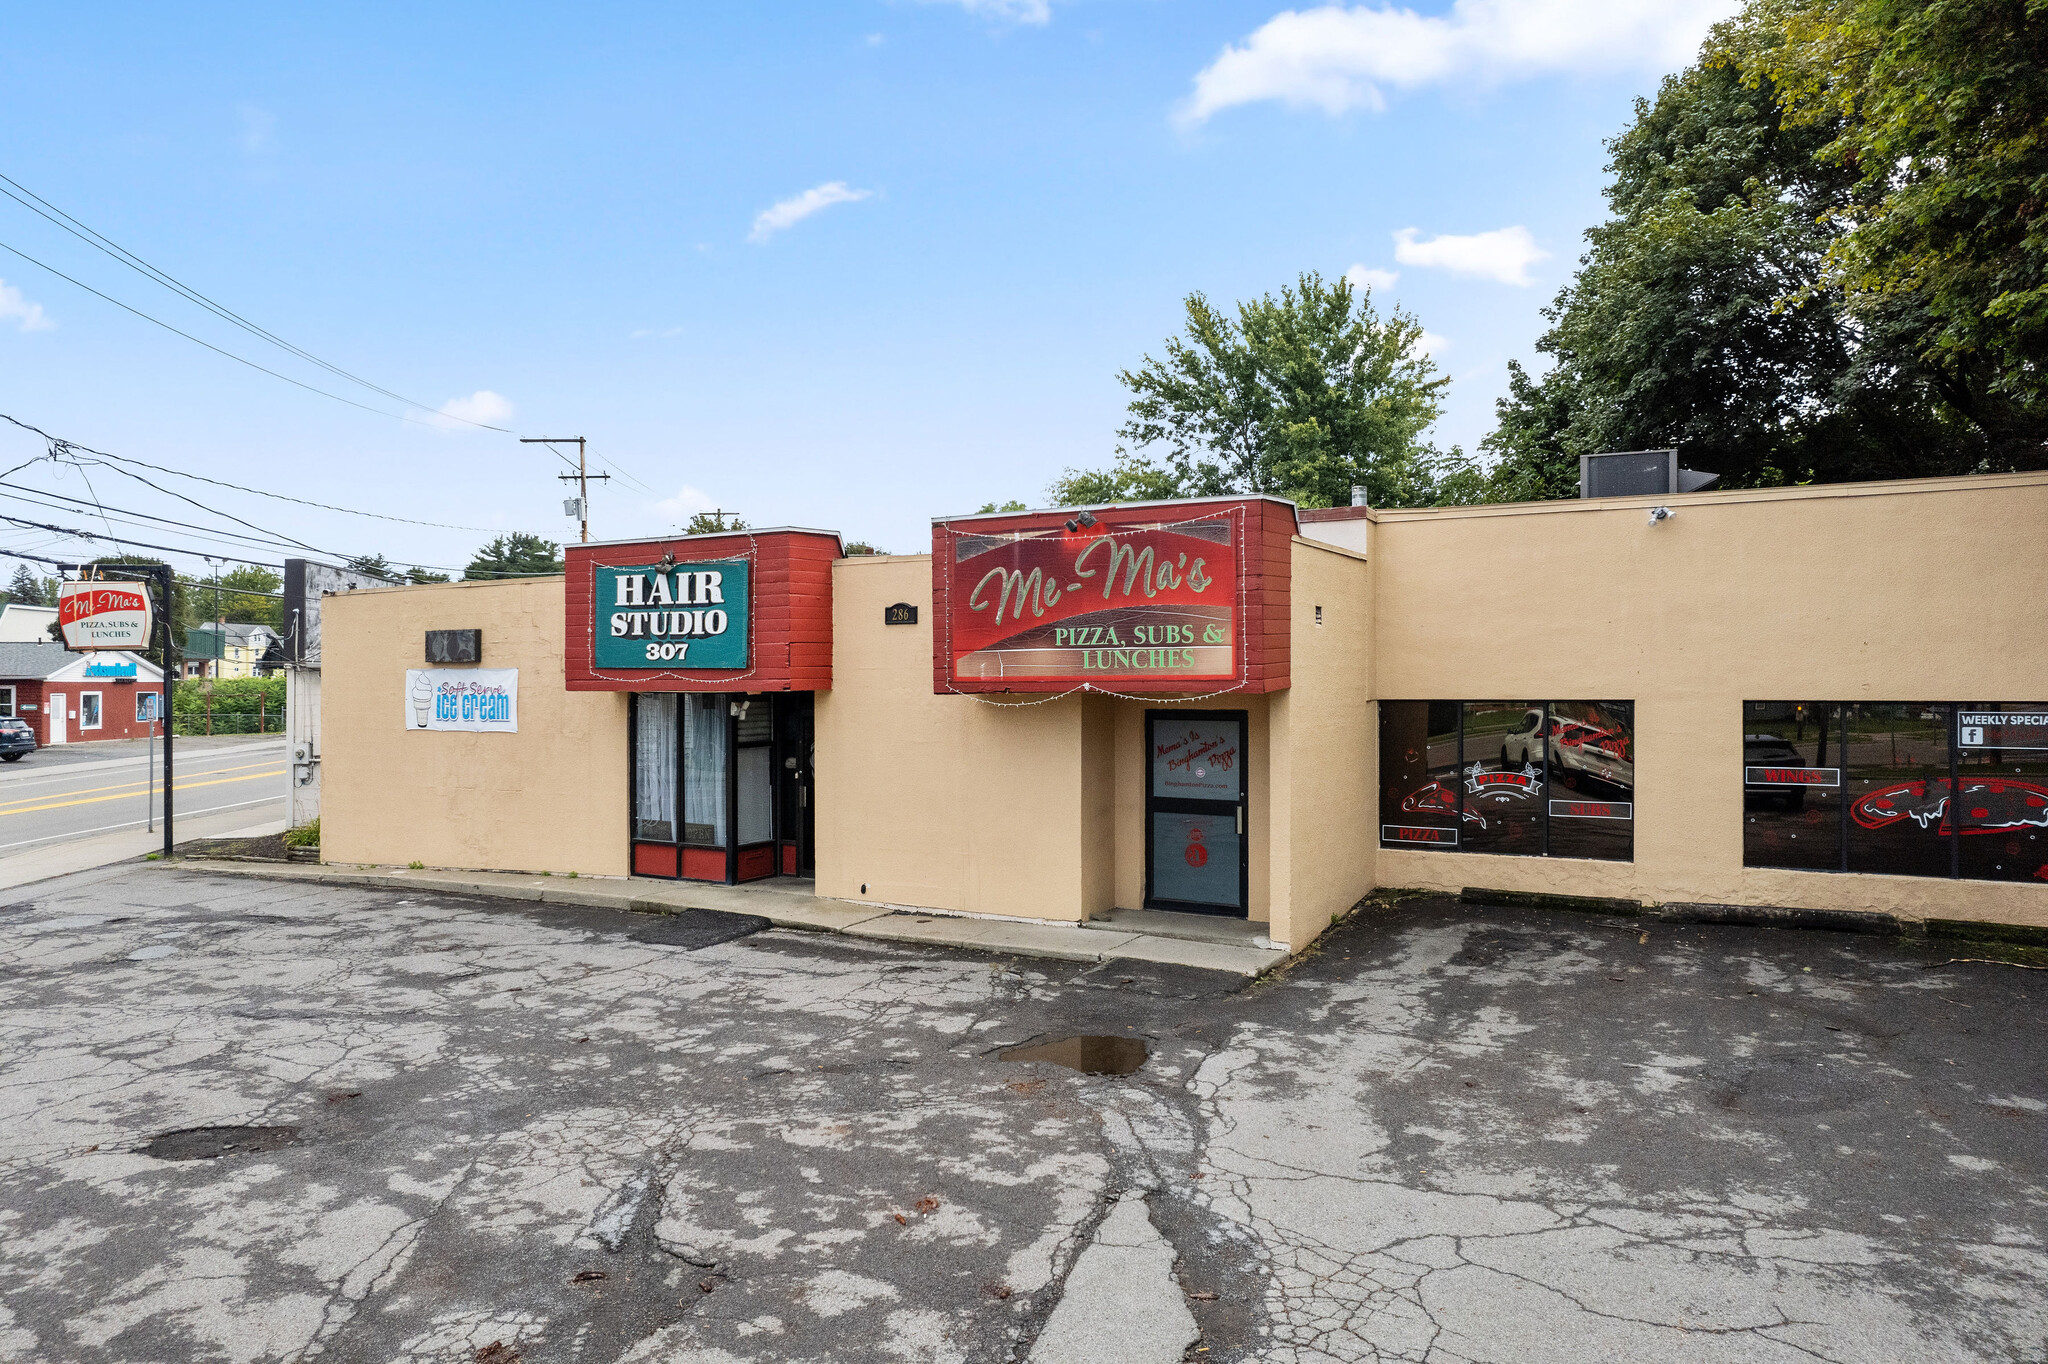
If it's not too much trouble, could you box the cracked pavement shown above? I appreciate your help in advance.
[0,866,2043,1362]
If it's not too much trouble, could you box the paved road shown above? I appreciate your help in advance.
[0,871,2041,1363]
[0,736,286,857]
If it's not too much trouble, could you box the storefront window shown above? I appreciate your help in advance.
[0,686,13,718]
[1845,704,1951,878]
[683,692,727,846]
[736,701,773,845]
[80,692,102,731]
[1743,702,1843,871]
[1378,701,1459,850]
[1545,702,1636,861]
[1746,701,2046,882]
[1461,701,1545,857]
[634,694,678,842]
[1956,704,2048,884]
[1379,701,1633,861]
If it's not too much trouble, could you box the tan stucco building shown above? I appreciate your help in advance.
[321,472,2048,953]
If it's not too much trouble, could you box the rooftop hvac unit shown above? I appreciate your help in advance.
[1578,449,1719,498]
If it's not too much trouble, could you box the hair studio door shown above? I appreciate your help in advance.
[1144,710,1248,917]
[630,692,812,884]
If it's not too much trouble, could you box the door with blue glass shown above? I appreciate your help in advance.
[1145,711,1248,917]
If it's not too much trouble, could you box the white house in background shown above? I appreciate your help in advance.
[0,604,58,642]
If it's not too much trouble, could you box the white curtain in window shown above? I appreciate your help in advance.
[634,694,677,842]
[684,692,728,847]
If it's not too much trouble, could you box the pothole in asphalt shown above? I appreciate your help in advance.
[999,1035,1149,1075]
[140,1125,301,1160]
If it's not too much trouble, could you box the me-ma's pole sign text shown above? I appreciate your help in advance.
[58,581,153,651]
[938,514,1238,687]
[592,560,751,670]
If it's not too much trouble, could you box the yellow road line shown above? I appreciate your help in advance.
[0,769,285,818]
[0,759,285,811]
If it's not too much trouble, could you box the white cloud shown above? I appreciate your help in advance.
[1393,225,1548,285]
[749,181,873,243]
[0,280,53,333]
[1179,0,1739,125]
[1411,329,1452,358]
[1345,264,1399,293]
[434,390,514,429]
[654,484,718,520]
[924,0,1052,23]
[630,326,684,340]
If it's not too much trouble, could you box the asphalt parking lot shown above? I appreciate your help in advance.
[0,866,2042,1363]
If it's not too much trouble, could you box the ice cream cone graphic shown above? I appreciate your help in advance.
[409,673,435,728]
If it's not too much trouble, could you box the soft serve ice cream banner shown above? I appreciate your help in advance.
[405,669,519,733]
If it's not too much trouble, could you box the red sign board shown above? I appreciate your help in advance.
[932,498,1296,695]
[58,580,153,651]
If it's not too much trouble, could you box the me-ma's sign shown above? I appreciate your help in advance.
[935,509,1244,690]
[592,560,751,671]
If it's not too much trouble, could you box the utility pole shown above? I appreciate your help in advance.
[522,436,610,544]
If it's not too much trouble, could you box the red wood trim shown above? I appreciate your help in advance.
[680,846,727,881]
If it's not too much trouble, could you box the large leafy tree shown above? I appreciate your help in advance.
[1483,3,2047,498]
[1052,272,1455,509]
[1722,0,2048,437]
[463,533,564,580]
[1481,55,2010,495]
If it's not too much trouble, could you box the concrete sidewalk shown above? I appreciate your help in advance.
[163,859,1294,978]
[0,811,287,892]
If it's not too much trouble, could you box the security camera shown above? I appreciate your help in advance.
[1647,506,1673,525]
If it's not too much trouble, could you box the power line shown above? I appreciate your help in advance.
[0,236,514,432]
[0,482,333,558]
[0,171,506,431]
[0,512,286,569]
[0,411,496,533]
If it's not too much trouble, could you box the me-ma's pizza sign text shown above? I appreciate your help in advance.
[938,514,1239,688]
[58,580,153,651]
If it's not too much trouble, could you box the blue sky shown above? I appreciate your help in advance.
[0,1,1734,570]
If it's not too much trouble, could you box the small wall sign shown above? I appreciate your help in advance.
[884,602,918,626]
[406,668,519,733]
[425,629,482,664]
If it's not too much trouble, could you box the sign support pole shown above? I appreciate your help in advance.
[61,562,174,858]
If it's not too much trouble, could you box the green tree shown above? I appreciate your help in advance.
[1484,10,2045,499]
[346,554,402,583]
[975,500,1029,514]
[6,565,43,606]
[683,510,748,534]
[405,566,450,584]
[1723,0,2048,431]
[1057,272,1455,510]
[463,533,564,580]
[206,565,282,630]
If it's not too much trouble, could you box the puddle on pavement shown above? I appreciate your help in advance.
[999,1035,1149,1075]
[141,1125,301,1161]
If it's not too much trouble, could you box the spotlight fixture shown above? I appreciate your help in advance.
[1064,509,1100,533]
[1647,506,1674,526]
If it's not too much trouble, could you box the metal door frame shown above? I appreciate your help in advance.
[1143,708,1250,917]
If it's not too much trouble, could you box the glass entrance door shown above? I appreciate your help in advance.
[1145,711,1248,917]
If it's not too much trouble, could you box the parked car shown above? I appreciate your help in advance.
[0,717,35,762]
[1501,708,1635,792]
[1743,734,1808,811]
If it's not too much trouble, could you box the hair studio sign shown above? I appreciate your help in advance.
[592,560,751,671]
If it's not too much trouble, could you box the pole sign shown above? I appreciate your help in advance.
[939,515,1239,687]
[592,560,751,670]
[58,580,154,651]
